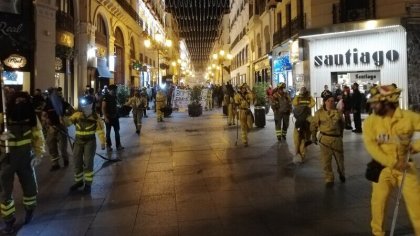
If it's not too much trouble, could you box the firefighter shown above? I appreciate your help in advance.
[206,87,213,111]
[271,82,292,141]
[125,90,147,135]
[234,83,254,147]
[42,87,71,171]
[0,91,45,234]
[68,95,105,194]
[292,86,315,163]
[155,89,166,122]
[310,94,345,187]
[363,85,420,236]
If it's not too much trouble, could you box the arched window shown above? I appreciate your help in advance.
[130,38,135,59]
[95,15,107,47]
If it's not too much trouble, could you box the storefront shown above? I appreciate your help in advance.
[0,1,34,92]
[300,18,411,109]
[253,56,271,85]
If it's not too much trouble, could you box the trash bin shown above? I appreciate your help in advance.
[254,106,266,128]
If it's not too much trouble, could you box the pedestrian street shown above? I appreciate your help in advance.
[9,109,416,236]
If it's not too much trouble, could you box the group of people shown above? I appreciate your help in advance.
[1,80,420,235]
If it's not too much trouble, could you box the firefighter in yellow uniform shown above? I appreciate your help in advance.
[234,84,254,147]
[125,90,147,134]
[0,91,45,234]
[68,96,106,194]
[292,87,315,163]
[310,95,345,187]
[271,82,292,141]
[363,85,420,236]
[155,89,166,122]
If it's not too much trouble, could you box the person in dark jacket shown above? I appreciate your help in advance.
[101,84,124,152]
[342,86,353,130]
[351,83,363,133]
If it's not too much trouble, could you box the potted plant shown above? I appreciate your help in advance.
[252,82,269,128]
[188,85,203,117]
[116,84,132,117]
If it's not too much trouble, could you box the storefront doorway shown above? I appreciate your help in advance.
[331,70,380,95]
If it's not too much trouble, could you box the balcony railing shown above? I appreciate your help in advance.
[116,0,144,26]
[332,0,376,24]
[56,11,74,33]
[272,15,304,46]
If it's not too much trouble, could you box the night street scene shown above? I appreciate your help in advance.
[0,0,420,235]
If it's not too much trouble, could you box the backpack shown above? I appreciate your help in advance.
[293,105,311,129]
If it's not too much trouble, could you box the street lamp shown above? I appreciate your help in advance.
[144,33,172,86]
[212,49,232,85]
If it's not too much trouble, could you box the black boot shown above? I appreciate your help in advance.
[64,160,69,167]
[69,182,84,192]
[83,185,91,194]
[2,217,16,234]
[339,175,346,183]
[24,209,34,224]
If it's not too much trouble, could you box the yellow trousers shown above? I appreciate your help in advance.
[319,135,344,183]
[293,127,311,160]
[239,110,253,144]
[371,165,420,236]
[227,104,236,125]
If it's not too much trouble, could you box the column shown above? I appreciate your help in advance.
[124,42,131,86]
[33,1,56,90]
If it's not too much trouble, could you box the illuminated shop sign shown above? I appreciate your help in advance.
[4,54,26,68]
[314,49,399,67]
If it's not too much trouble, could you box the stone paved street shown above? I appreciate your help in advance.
[5,109,416,236]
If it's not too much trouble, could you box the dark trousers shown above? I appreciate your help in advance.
[105,117,121,147]
[353,111,362,131]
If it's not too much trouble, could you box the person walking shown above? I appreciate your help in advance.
[234,84,254,147]
[42,87,71,171]
[225,84,236,126]
[0,91,45,233]
[351,83,363,133]
[342,86,353,129]
[271,82,292,141]
[292,87,315,163]
[125,90,147,134]
[310,94,345,188]
[363,85,420,236]
[155,89,166,122]
[68,95,105,194]
[321,85,333,100]
[101,84,124,151]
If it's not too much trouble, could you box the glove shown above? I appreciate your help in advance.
[0,132,15,141]
[101,144,106,150]
[31,155,43,167]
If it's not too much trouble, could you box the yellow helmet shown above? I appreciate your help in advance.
[277,82,286,88]
[367,85,401,103]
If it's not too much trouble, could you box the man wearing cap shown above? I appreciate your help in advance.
[271,82,292,141]
[234,83,254,147]
[363,85,420,236]
[310,94,345,188]
[125,90,147,135]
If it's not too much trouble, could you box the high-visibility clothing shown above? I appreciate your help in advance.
[0,114,44,221]
[68,112,105,185]
[363,107,420,236]
[310,108,345,182]
[292,95,315,159]
[234,92,254,144]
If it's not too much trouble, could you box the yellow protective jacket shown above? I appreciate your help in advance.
[125,96,147,110]
[292,94,315,108]
[68,112,106,145]
[363,107,420,168]
[310,108,344,137]
[234,92,254,109]
[0,113,45,157]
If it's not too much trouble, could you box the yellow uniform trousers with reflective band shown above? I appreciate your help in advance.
[46,124,69,165]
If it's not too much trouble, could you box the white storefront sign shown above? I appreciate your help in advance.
[306,26,408,108]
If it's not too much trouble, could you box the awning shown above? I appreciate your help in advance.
[299,17,404,40]
[96,58,112,78]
